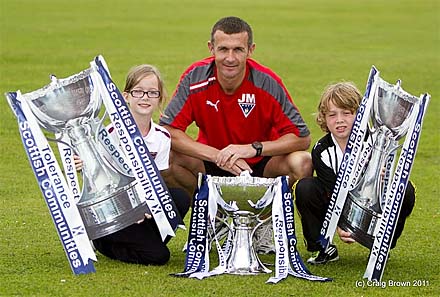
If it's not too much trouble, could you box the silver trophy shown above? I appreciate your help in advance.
[208,174,277,275]
[338,78,419,248]
[22,68,147,240]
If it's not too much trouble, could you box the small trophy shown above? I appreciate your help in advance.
[209,174,277,275]
[179,173,329,282]
[21,68,147,240]
[338,76,420,248]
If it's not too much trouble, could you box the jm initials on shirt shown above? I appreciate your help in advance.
[238,93,256,118]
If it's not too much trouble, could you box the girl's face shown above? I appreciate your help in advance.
[325,100,356,145]
[124,74,160,118]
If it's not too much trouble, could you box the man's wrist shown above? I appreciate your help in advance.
[251,141,263,157]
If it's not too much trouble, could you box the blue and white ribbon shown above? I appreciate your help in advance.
[6,92,96,275]
[93,122,133,176]
[175,175,211,278]
[55,133,81,204]
[268,176,331,283]
[364,93,430,281]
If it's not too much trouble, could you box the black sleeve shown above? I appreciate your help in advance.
[312,142,337,194]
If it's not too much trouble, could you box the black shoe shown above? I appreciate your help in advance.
[307,244,339,265]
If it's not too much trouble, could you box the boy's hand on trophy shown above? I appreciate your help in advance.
[136,213,153,224]
[73,155,83,171]
[337,227,356,244]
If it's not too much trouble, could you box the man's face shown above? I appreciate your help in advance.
[208,30,255,82]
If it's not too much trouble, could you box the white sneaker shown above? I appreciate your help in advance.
[253,221,275,254]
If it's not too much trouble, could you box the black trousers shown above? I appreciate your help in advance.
[92,187,190,265]
[294,177,415,252]
[203,157,271,177]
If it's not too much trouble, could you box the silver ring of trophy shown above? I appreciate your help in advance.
[205,173,278,275]
[338,77,420,248]
[21,67,147,240]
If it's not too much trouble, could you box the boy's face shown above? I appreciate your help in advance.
[325,100,356,145]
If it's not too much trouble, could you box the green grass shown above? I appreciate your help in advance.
[1,0,439,296]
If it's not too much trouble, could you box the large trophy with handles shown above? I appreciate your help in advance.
[338,76,419,248]
[12,65,147,240]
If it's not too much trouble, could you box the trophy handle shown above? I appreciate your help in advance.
[94,110,108,133]
[47,133,79,155]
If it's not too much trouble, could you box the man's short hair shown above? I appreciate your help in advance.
[210,16,253,48]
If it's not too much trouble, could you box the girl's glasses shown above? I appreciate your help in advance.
[130,90,161,98]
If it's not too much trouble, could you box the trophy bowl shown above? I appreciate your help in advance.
[23,69,147,239]
[25,70,98,134]
[373,80,415,139]
[338,195,380,248]
[208,175,276,275]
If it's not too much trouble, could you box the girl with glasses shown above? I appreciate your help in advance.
[75,64,190,265]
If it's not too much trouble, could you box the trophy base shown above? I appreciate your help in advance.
[338,193,381,249]
[78,182,148,240]
[85,202,147,240]
[225,211,271,275]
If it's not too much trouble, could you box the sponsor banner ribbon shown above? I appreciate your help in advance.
[268,176,331,283]
[174,175,210,278]
[92,120,133,177]
[55,133,81,204]
[92,56,183,240]
[6,92,96,275]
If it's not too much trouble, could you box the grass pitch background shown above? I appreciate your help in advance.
[0,0,438,296]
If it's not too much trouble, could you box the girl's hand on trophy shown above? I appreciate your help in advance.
[380,166,386,179]
[337,227,356,244]
[73,155,83,171]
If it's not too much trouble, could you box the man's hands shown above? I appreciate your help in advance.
[215,144,254,175]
